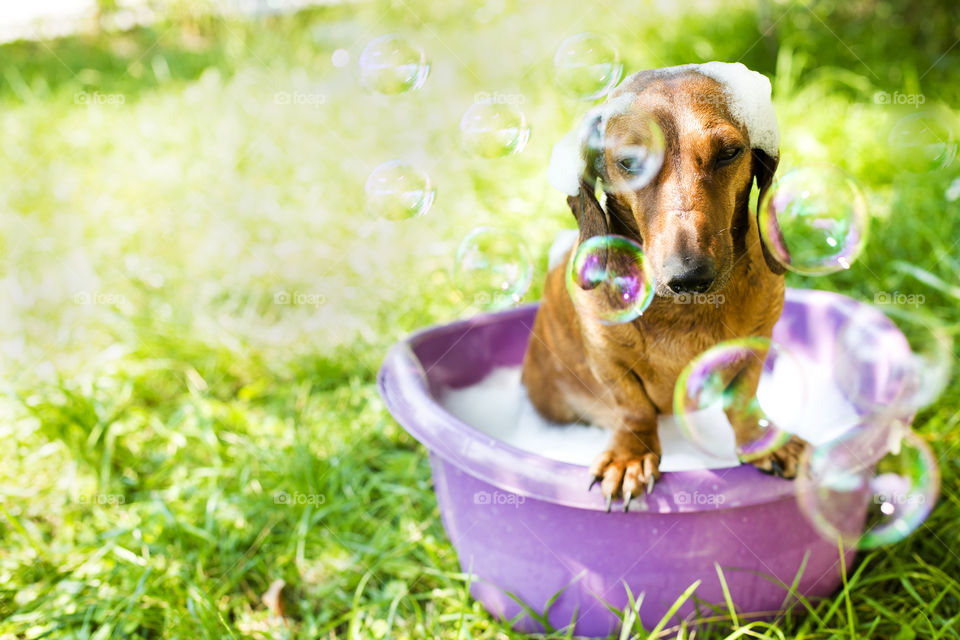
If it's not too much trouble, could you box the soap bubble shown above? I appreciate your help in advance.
[578,97,665,193]
[359,35,429,94]
[565,235,654,324]
[835,307,952,415]
[758,166,869,275]
[365,160,435,221]
[796,425,939,549]
[888,111,957,173]
[459,102,530,158]
[454,227,533,310]
[554,33,623,100]
[673,338,807,462]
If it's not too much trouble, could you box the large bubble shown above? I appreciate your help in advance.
[553,33,623,101]
[364,160,435,220]
[888,111,957,173]
[759,166,869,276]
[578,97,666,194]
[459,102,530,158]
[565,234,655,324]
[835,307,952,416]
[673,338,807,462]
[796,425,939,549]
[359,35,429,94]
[454,227,533,310]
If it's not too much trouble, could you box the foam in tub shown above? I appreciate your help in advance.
[440,350,858,472]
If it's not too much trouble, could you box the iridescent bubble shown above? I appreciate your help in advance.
[796,426,939,549]
[673,338,807,462]
[578,97,665,193]
[364,160,435,221]
[758,166,869,275]
[359,35,429,94]
[565,235,654,324]
[888,111,957,173]
[454,227,533,310]
[553,33,623,100]
[835,307,952,415]
[459,102,530,158]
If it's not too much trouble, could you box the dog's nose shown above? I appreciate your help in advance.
[663,256,716,294]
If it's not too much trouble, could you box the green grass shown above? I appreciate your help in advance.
[1,0,959,637]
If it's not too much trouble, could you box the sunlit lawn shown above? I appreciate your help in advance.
[1,1,959,638]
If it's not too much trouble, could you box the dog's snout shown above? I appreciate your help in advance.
[663,256,716,294]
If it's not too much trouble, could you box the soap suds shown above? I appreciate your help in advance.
[694,61,780,157]
[546,130,583,197]
[440,351,858,471]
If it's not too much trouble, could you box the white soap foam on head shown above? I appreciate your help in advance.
[546,61,779,197]
[439,350,859,471]
[693,61,780,158]
[546,130,583,197]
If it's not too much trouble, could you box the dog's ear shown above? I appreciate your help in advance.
[752,149,786,275]
[567,178,609,245]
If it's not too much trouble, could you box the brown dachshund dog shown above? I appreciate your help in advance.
[522,66,806,509]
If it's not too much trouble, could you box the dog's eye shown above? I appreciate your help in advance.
[616,155,647,174]
[716,146,744,167]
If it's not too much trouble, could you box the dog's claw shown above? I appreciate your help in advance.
[590,449,661,509]
[589,476,601,492]
[756,457,788,478]
[770,458,784,478]
[745,435,806,479]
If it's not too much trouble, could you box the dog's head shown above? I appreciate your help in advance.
[563,63,785,298]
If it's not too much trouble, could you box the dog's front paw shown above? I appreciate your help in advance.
[744,435,808,478]
[589,449,661,512]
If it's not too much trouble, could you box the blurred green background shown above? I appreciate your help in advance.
[1,0,959,638]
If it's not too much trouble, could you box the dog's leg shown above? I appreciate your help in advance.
[723,359,807,478]
[589,413,661,512]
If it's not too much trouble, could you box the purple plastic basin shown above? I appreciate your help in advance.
[377,289,902,636]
